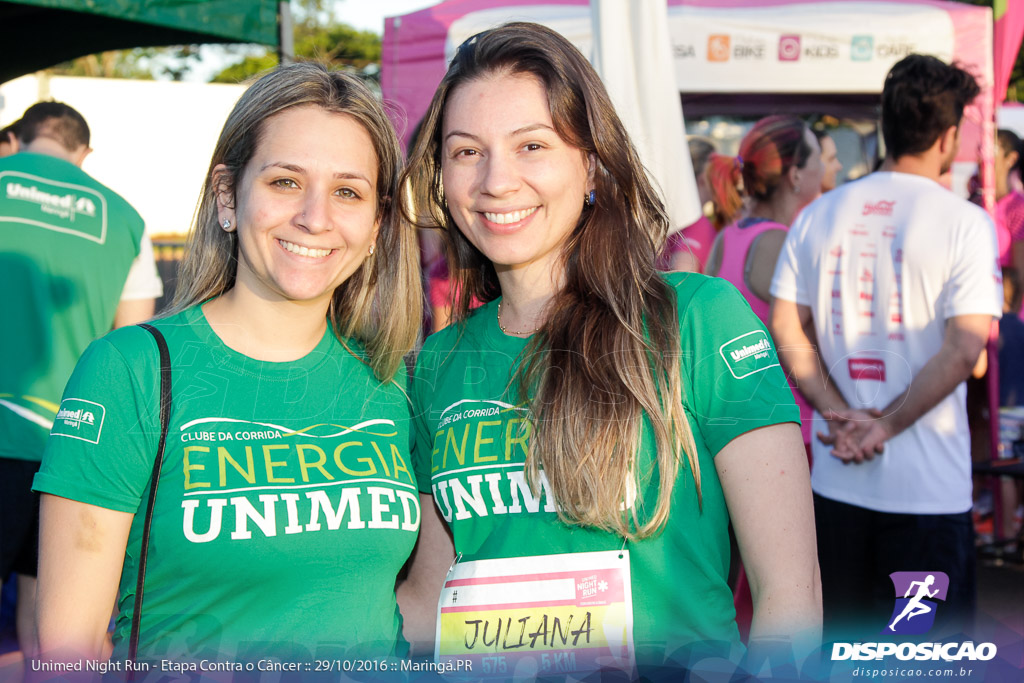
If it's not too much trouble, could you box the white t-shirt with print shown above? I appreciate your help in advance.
[771,171,1002,514]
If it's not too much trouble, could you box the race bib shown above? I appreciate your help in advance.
[435,550,634,678]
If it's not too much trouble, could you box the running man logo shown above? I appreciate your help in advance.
[884,571,949,635]
[708,35,730,62]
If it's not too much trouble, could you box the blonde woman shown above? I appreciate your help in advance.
[399,23,820,678]
[34,63,422,664]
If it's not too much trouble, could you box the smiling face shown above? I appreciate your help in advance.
[441,71,592,279]
[216,105,379,309]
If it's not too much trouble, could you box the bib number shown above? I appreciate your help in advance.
[434,550,634,677]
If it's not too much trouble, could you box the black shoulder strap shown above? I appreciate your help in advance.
[128,323,172,670]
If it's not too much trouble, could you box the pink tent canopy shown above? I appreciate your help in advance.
[382,0,992,212]
[383,0,992,181]
[995,0,1024,103]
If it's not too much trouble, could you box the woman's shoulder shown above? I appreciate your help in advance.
[660,271,743,311]
[98,308,192,355]
[660,272,758,342]
[71,309,201,385]
[422,301,496,354]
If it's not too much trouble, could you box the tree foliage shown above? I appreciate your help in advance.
[49,49,152,80]
[43,1,380,85]
[49,44,206,81]
[210,3,381,85]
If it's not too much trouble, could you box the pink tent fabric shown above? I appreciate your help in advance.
[994,0,1024,103]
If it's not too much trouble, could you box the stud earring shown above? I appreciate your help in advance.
[221,219,231,230]
[584,190,596,207]
[368,244,375,256]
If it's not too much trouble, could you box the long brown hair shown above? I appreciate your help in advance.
[171,63,421,381]
[402,23,700,538]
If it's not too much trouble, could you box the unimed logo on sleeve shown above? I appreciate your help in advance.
[51,398,105,444]
[719,330,780,379]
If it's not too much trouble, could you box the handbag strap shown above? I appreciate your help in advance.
[128,323,172,669]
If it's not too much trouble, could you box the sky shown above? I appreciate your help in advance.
[335,0,444,33]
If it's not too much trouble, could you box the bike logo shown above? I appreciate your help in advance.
[884,571,949,635]
[708,35,731,62]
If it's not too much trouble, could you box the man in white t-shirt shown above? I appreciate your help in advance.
[770,55,1001,640]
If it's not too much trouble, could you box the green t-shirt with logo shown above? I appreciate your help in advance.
[34,305,420,662]
[1,152,144,462]
[411,273,800,668]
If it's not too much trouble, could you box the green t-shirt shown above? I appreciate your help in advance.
[34,305,420,662]
[0,152,143,462]
[411,273,800,669]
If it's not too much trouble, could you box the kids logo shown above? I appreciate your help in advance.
[883,571,949,635]
[778,35,801,62]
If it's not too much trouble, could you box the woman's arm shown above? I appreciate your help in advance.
[396,494,455,655]
[704,231,725,276]
[37,494,133,660]
[746,229,788,303]
[715,423,821,663]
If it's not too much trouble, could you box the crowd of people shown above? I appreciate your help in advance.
[0,19,1019,681]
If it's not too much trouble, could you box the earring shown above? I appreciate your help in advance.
[368,244,375,256]
[584,190,596,207]
[221,219,231,230]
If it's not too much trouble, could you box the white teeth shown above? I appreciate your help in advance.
[484,207,538,225]
[279,239,332,258]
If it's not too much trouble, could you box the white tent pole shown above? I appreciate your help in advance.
[590,0,701,232]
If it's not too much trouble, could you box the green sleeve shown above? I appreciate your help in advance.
[410,344,439,495]
[677,276,800,457]
[33,332,160,513]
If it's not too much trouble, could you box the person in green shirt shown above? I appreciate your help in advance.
[33,63,424,665]
[398,22,821,678]
[0,101,160,664]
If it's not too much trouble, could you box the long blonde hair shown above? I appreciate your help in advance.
[402,23,700,539]
[171,63,421,380]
